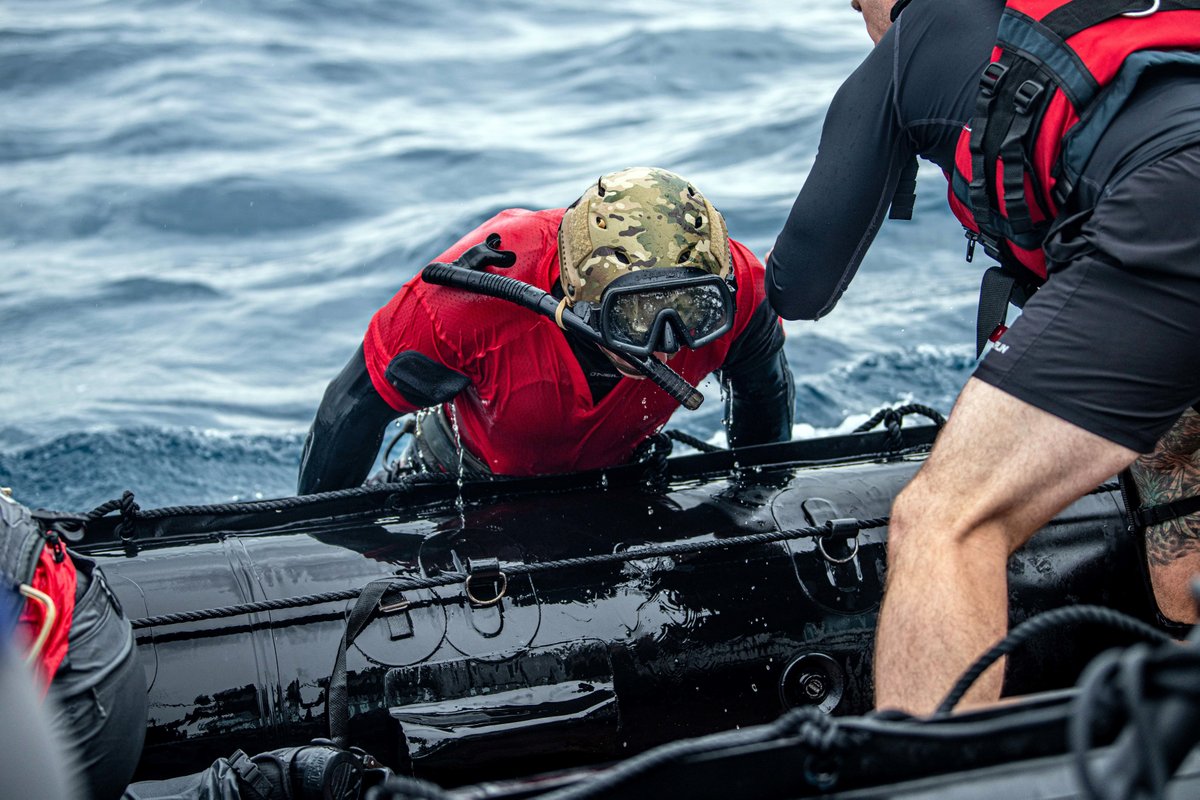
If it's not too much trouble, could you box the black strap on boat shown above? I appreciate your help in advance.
[327,577,396,748]
[227,750,275,800]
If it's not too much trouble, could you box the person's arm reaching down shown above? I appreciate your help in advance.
[718,299,795,447]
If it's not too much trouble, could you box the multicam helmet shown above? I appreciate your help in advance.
[558,167,732,305]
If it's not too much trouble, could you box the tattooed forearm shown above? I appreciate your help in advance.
[1132,409,1200,567]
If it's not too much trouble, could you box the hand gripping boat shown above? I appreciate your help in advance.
[75,413,1170,789]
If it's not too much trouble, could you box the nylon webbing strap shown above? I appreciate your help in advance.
[888,156,919,220]
[1043,0,1200,40]
[327,578,394,748]
[968,59,1008,230]
[999,79,1047,236]
[1134,494,1200,528]
[976,266,1016,357]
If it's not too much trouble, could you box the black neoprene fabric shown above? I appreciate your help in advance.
[765,0,1200,322]
[296,345,398,495]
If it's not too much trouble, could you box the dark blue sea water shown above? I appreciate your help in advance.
[1,0,979,512]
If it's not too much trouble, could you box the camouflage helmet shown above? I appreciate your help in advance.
[558,167,731,305]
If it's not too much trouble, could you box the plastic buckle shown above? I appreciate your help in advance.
[979,62,1009,97]
[1013,80,1045,114]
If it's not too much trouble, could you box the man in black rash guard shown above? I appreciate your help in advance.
[767,0,1200,715]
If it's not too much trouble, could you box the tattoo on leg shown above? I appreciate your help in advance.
[1132,409,1200,566]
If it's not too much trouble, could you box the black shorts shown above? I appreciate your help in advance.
[974,143,1200,453]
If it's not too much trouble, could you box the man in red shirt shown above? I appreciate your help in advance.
[298,167,793,492]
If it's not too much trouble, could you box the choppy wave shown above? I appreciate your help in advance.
[1,0,977,509]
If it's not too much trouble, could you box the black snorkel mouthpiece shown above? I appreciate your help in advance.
[421,234,705,410]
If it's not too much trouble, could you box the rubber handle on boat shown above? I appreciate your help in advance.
[421,260,705,410]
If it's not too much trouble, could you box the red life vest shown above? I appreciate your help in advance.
[365,209,769,476]
[945,0,1200,348]
[2,498,77,694]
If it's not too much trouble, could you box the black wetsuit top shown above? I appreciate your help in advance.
[766,0,1200,322]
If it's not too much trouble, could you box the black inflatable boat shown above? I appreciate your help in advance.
[72,413,1175,793]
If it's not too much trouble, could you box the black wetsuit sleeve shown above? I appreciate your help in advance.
[718,299,794,447]
[297,345,399,495]
[766,27,915,321]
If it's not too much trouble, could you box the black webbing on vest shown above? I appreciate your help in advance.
[1043,0,1200,41]
[888,156,919,220]
[999,76,1049,235]
[971,54,1051,244]
[976,266,1016,357]
[968,58,1010,231]
[326,578,395,748]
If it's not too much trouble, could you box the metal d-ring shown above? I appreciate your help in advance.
[464,571,509,607]
[817,534,860,565]
[1123,0,1160,17]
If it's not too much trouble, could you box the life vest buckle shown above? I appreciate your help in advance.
[979,61,1009,98]
[1013,80,1045,115]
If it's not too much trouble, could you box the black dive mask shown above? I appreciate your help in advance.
[577,267,736,358]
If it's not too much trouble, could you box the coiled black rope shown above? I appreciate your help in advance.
[1070,634,1200,800]
[935,605,1174,716]
[854,404,947,452]
[129,516,890,629]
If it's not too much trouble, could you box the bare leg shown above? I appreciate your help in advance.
[874,378,1139,715]
[1131,409,1200,624]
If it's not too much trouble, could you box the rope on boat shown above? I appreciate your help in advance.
[127,516,891,629]
[119,478,1122,630]
[935,604,1175,716]
[854,404,947,452]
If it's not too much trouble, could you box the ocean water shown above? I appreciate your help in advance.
[0,0,979,512]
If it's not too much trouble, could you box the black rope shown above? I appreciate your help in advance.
[84,474,455,529]
[935,605,1174,716]
[665,429,724,453]
[1070,637,1200,800]
[119,470,1121,630]
[538,706,848,800]
[854,404,947,453]
[129,516,890,629]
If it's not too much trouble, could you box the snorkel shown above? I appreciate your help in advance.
[421,234,705,410]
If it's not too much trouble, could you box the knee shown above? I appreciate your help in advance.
[886,480,930,565]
